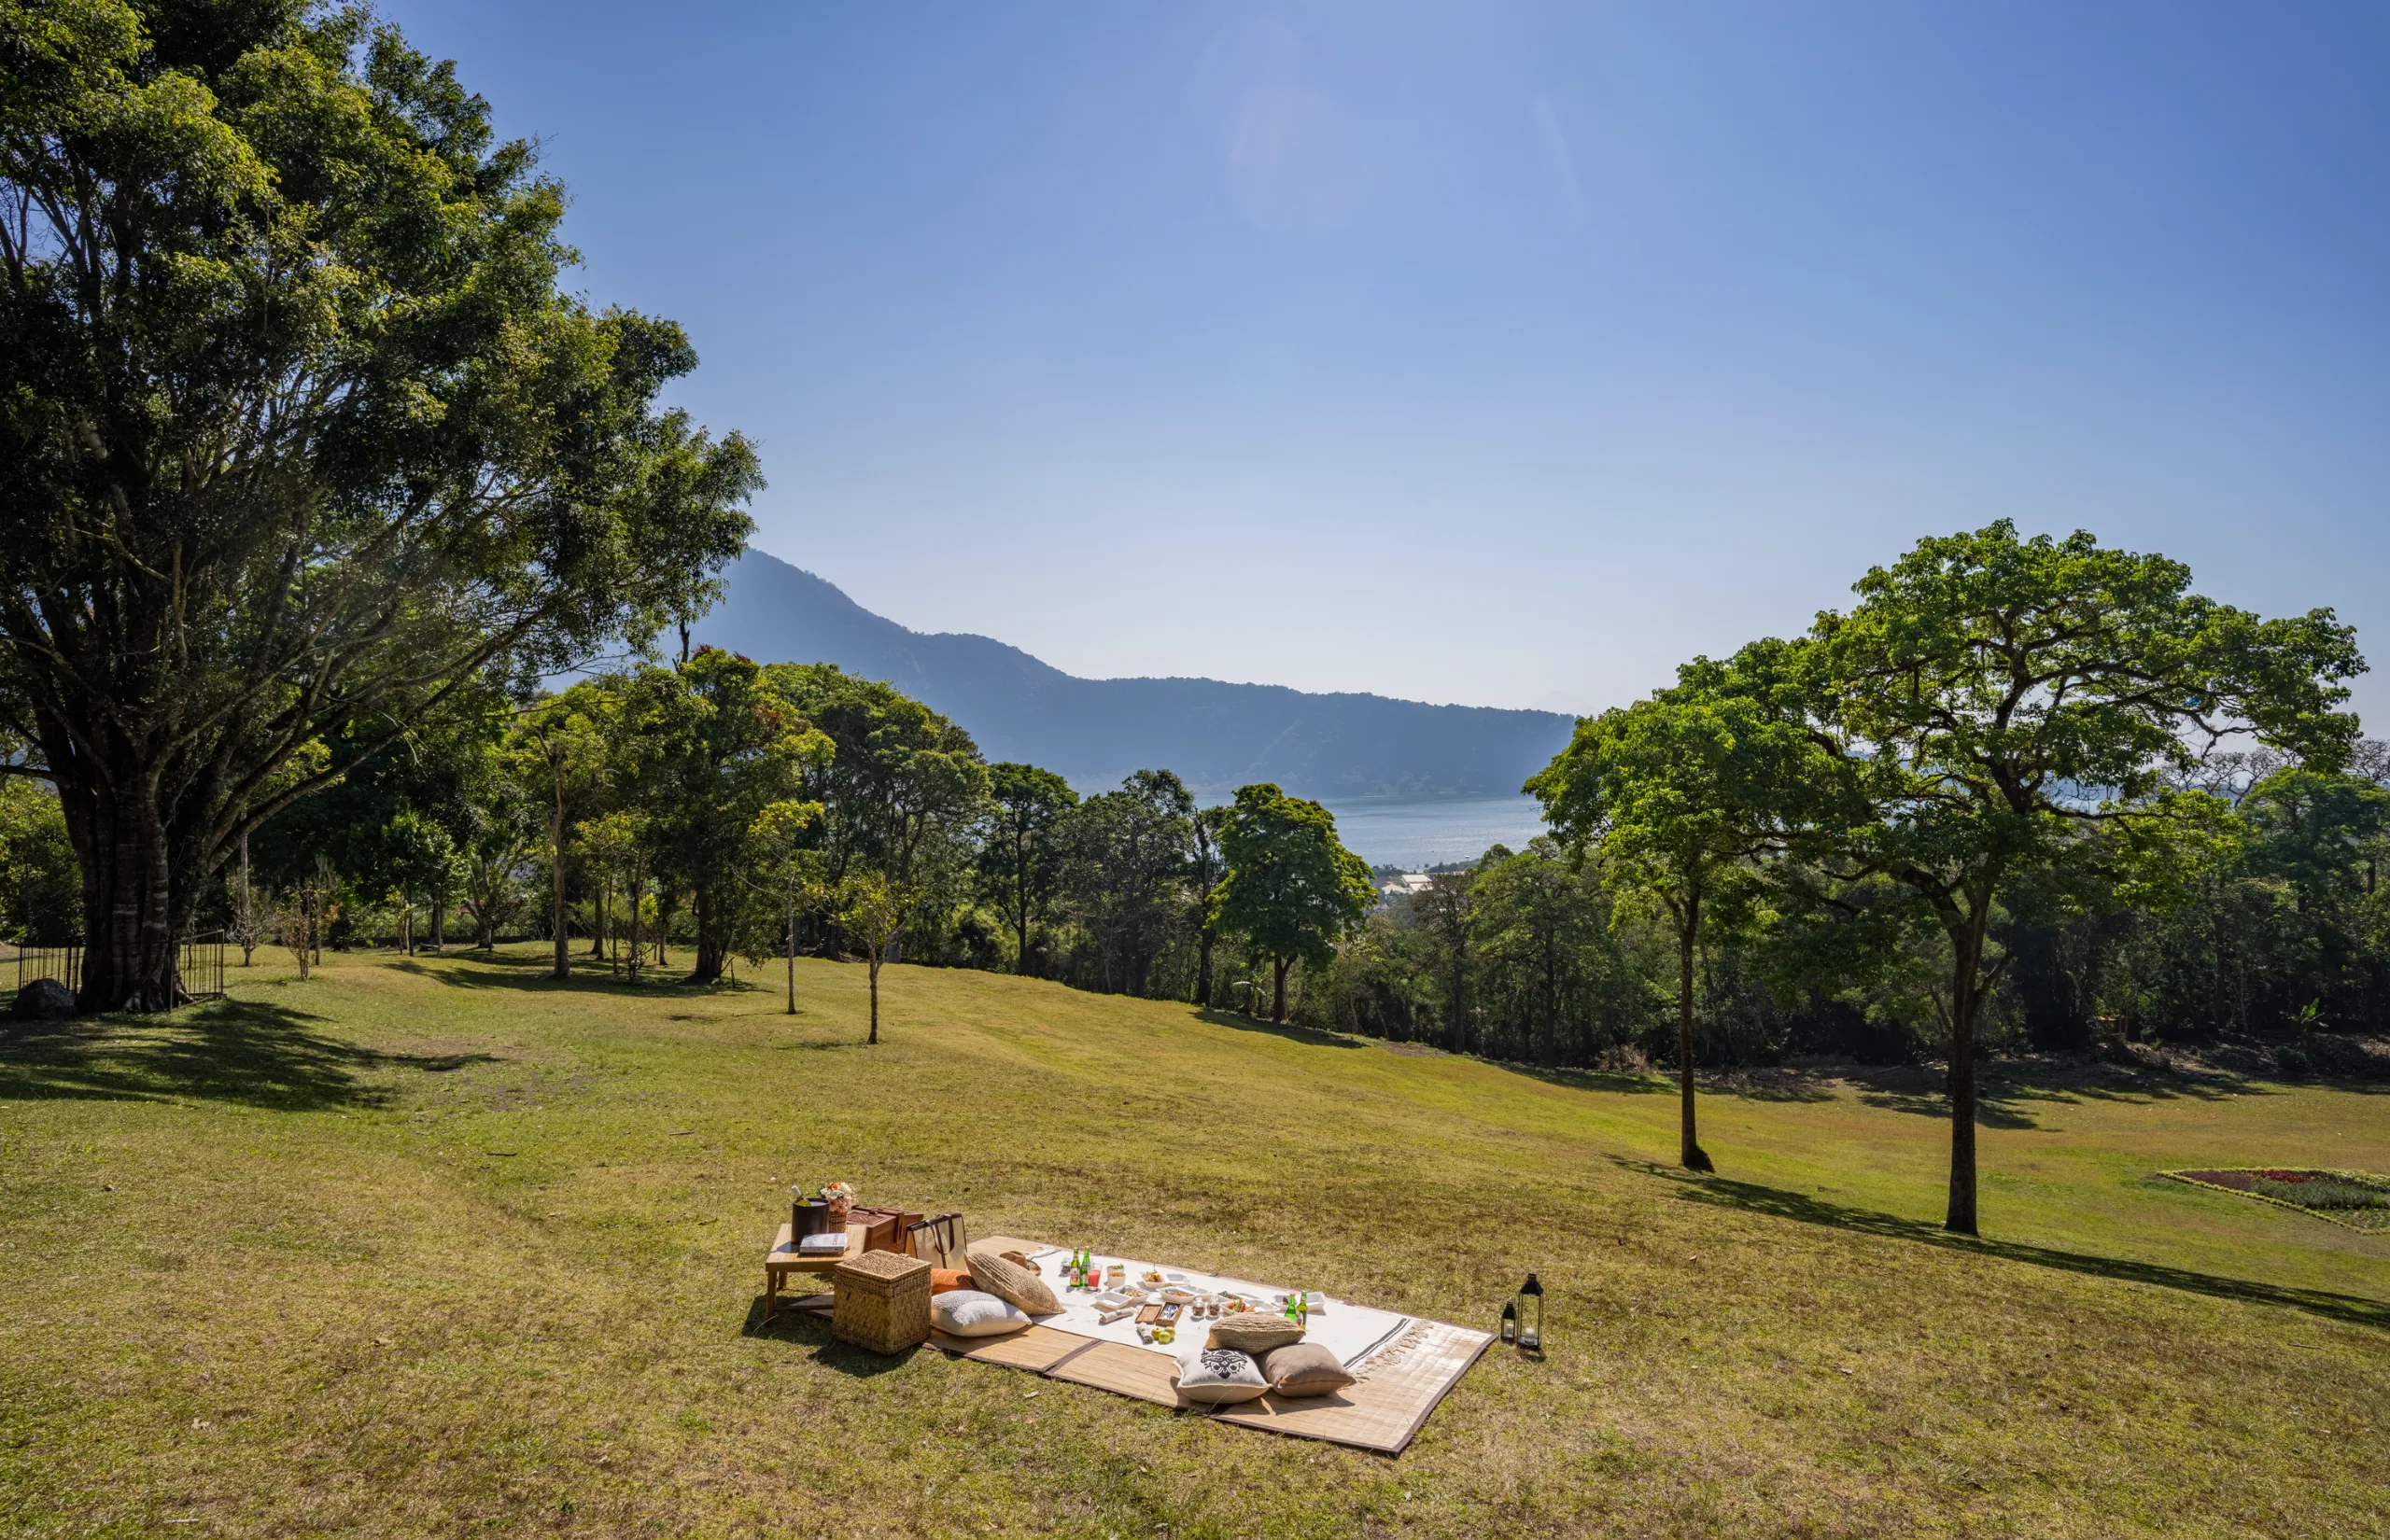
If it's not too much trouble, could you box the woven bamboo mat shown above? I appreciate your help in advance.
[928,1323,1090,1371]
[1214,1319,1494,1453]
[1043,1340,1189,1407]
[929,1236,1491,1453]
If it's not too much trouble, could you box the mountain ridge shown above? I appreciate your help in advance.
[693,550,1575,800]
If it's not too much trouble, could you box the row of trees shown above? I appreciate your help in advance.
[12,647,1374,1041]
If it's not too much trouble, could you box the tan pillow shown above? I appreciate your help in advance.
[964,1245,1061,1316]
[1207,1314,1304,1354]
[1262,1342,1357,1399]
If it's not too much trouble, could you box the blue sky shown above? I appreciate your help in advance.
[383,2,2390,724]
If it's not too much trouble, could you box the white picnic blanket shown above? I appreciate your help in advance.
[1015,1247,1414,1365]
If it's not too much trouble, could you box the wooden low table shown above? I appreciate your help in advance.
[762,1221,870,1323]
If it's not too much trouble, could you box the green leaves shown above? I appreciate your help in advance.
[0,4,758,1004]
[1211,783,1376,974]
[1527,658,1822,941]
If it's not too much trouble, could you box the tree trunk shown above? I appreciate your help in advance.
[867,959,881,1044]
[688,884,724,983]
[784,901,797,1015]
[430,899,445,950]
[1542,931,1558,1068]
[1678,917,1712,1172]
[1015,852,1033,974]
[1195,926,1215,1006]
[1945,909,1987,1236]
[549,795,569,981]
[625,872,642,978]
[1272,956,1290,1023]
[62,772,200,1013]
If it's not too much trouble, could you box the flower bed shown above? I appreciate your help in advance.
[2162,1168,2390,1231]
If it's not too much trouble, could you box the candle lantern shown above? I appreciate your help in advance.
[1498,1298,1518,1345]
[1516,1274,1544,1351]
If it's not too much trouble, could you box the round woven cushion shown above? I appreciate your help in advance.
[1207,1314,1305,1354]
[963,1245,1061,1316]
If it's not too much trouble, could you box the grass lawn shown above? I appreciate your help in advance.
[3,945,2385,1539]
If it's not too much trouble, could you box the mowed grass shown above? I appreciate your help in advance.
[2,947,2385,1540]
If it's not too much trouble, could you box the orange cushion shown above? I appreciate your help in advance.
[931,1268,975,1295]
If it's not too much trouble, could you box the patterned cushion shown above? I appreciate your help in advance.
[963,1244,1061,1316]
[931,1290,1029,1337]
[1261,1342,1357,1398]
[1207,1314,1305,1354]
[1174,1345,1271,1404]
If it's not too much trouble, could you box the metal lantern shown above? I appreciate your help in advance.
[1498,1298,1518,1345]
[1516,1274,1544,1351]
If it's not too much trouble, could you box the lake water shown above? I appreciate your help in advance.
[1314,793,1549,870]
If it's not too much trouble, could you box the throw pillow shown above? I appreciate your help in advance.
[1207,1315,1305,1354]
[1174,1346,1271,1405]
[964,1245,1061,1316]
[930,1267,975,1295]
[1261,1342,1357,1399]
[931,1290,1030,1338]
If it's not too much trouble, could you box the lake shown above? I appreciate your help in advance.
[1314,793,1549,870]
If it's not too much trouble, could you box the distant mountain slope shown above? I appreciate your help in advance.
[694,551,1576,800]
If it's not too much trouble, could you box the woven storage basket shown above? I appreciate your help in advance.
[832,1249,933,1354]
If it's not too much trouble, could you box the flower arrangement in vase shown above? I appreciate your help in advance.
[819,1182,855,1225]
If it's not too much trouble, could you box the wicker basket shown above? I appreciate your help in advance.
[832,1249,933,1354]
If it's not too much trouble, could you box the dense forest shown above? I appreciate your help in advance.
[7,656,2383,1072]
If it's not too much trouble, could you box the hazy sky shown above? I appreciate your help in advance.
[382,2,2390,723]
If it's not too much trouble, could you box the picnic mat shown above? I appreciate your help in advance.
[939,1235,1492,1454]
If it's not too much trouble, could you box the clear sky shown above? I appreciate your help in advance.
[381,1,2390,724]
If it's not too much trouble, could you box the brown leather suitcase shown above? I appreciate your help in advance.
[846,1205,925,1255]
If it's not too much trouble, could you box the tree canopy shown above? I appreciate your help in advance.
[1529,662,1825,1169]
[0,1,757,1007]
[1210,783,1375,1023]
[1780,522,2364,1232]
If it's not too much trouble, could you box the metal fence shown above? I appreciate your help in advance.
[7,932,226,1004]
[181,930,226,1002]
[10,941,80,997]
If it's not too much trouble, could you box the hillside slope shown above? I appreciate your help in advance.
[2,949,2383,1538]
[693,550,1574,797]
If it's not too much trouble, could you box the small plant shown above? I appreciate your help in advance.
[2163,1168,2390,1231]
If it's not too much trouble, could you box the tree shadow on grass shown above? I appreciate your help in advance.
[396,953,756,1000]
[738,1296,919,1378]
[1194,1008,1366,1050]
[0,999,496,1112]
[1495,1062,1675,1098]
[1626,1159,2390,1332]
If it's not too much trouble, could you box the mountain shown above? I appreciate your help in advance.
[692,551,1577,801]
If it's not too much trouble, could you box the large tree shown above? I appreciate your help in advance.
[639,651,829,984]
[977,762,1076,974]
[1786,523,2362,1234]
[776,665,987,959]
[503,683,613,981]
[0,3,757,1009]
[1211,783,1375,1023]
[1529,671,1820,1170]
[1058,768,1194,996]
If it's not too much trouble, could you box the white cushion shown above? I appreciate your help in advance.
[1174,1345,1270,1404]
[932,1290,1030,1337]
